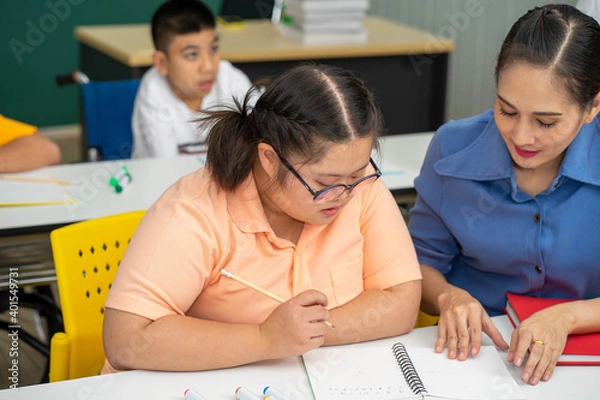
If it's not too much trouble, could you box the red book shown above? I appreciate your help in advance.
[504,293,600,366]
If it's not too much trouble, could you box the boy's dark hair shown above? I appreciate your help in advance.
[151,0,216,52]
[202,63,383,192]
[496,3,600,111]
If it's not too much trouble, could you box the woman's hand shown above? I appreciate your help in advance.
[507,306,572,385]
[436,287,509,360]
[259,289,331,359]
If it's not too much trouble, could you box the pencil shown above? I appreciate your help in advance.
[0,175,73,185]
[220,269,335,328]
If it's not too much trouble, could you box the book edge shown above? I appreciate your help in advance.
[504,295,600,363]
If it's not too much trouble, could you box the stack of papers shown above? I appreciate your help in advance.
[280,0,370,45]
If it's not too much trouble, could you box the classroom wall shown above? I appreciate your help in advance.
[2,0,581,128]
[369,0,579,122]
[0,0,221,127]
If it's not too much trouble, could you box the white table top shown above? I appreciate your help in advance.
[0,133,434,234]
[0,154,204,234]
[0,315,596,399]
[376,132,432,192]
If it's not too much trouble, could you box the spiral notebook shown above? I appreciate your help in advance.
[302,342,526,400]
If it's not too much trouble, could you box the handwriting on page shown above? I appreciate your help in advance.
[303,346,417,400]
[327,385,408,397]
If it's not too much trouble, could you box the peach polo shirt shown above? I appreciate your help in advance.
[105,167,421,325]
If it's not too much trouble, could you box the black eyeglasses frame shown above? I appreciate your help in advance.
[275,153,382,203]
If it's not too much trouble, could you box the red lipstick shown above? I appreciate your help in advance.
[515,146,539,158]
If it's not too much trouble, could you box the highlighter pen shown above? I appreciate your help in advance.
[183,388,208,400]
[109,165,132,193]
[263,386,292,400]
[235,386,262,400]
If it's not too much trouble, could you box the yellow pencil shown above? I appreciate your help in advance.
[220,269,336,328]
[0,175,73,185]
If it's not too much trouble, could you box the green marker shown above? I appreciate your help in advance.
[109,165,132,193]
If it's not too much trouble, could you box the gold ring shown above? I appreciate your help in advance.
[531,339,545,347]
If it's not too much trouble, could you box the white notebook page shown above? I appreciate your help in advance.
[302,344,526,400]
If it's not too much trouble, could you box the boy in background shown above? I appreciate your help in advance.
[0,114,61,173]
[132,0,252,158]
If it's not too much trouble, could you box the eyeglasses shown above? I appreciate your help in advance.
[276,153,382,203]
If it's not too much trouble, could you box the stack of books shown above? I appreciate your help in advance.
[279,0,370,45]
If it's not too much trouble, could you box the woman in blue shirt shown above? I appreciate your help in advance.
[409,4,600,386]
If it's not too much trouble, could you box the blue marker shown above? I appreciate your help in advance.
[263,386,292,400]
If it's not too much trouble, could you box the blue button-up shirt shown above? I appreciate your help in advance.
[408,109,600,316]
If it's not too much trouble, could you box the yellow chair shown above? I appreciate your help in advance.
[48,210,145,382]
[415,310,439,328]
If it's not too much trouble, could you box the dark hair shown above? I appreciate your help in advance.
[495,4,600,111]
[151,0,216,52]
[203,63,383,192]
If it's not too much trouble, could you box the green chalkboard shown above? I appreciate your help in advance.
[0,0,221,127]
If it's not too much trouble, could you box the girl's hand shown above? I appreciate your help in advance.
[259,290,331,359]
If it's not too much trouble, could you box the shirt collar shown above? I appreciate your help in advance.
[434,112,600,187]
[225,170,339,246]
[560,117,600,186]
[434,114,514,181]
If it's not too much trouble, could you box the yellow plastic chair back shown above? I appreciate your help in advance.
[414,310,439,328]
[48,210,145,382]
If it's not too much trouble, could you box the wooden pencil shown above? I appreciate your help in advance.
[0,175,73,185]
[221,269,336,328]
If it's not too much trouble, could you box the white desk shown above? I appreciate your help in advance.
[0,154,204,235]
[0,133,434,235]
[377,132,432,195]
[0,316,596,399]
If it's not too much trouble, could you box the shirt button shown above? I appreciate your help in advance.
[533,214,541,222]
[534,265,543,274]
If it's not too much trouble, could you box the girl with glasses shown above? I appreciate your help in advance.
[102,63,422,374]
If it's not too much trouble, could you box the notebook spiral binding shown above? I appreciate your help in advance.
[392,342,428,395]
